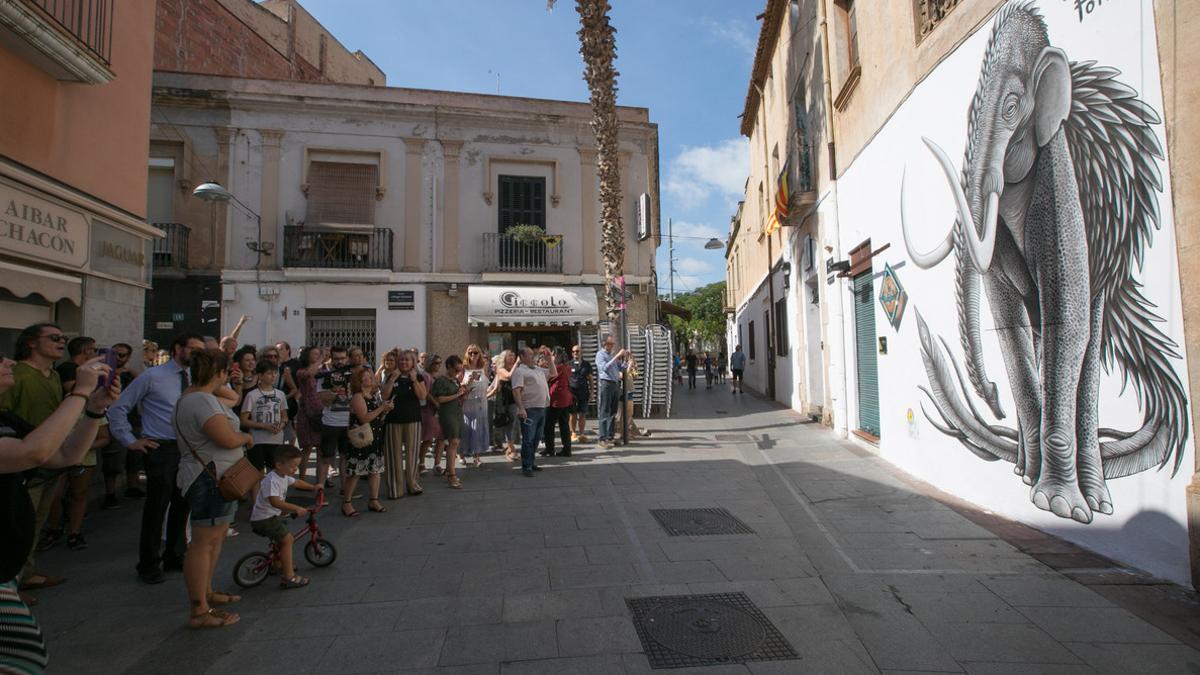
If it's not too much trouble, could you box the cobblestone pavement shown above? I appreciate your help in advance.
[31,384,1200,673]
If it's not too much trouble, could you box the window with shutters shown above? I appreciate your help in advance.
[775,297,789,356]
[853,271,880,436]
[498,175,546,232]
[748,321,756,361]
[305,161,378,226]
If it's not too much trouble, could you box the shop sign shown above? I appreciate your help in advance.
[468,285,600,326]
[388,290,415,310]
[90,220,151,285]
[0,183,89,270]
[878,263,908,331]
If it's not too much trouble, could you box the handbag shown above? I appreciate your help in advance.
[492,409,512,428]
[347,422,374,449]
[174,407,258,502]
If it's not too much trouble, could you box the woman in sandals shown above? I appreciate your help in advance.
[431,355,467,489]
[343,369,391,516]
[293,346,326,480]
[174,348,255,629]
[381,349,426,498]
[492,350,520,461]
[459,345,493,468]
[420,355,445,474]
[1,351,119,668]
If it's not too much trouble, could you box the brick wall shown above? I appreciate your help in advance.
[155,0,322,80]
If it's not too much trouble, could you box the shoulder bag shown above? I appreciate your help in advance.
[175,404,259,502]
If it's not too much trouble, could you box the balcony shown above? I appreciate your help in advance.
[0,0,115,83]
[482,232,563,274]
[283,226,393,270]
[152,222,188,278]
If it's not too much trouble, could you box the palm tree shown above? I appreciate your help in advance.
[550,0,624,322]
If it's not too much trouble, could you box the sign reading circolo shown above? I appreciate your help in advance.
[496,291,572,316]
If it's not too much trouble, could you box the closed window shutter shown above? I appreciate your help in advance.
[308,161,377,225]
[853,272,879,435]
[498,175,546,231]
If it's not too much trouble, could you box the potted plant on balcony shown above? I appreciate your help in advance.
[505,223,546,243]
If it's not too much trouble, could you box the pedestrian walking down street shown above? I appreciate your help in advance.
[512,347,550,475]
[381,349,425,499]
[717,351,727,384]
[542,347,573,457]
[704,352,714,389]
[0,345,119,669]
[685,350,698,389]
[729,345,746,395]
[460,345,494,467]
[108,333,209,585]
[594,336,627,449]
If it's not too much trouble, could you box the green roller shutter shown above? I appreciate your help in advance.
[853,272,880,436]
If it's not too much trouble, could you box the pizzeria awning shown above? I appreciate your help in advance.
[468,285,599,327]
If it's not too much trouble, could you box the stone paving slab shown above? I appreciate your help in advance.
[26,385,1200,673]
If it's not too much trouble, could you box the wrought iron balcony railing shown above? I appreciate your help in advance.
[152,222,189,274]
[482,232,564,274]
[25,0,113,64]
[283,226,393,270]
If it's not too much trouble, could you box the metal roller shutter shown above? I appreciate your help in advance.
[853,272,880,436]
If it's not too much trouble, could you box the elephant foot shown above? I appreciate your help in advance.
[1031,478,1093,524]
[1081,479,1113,516]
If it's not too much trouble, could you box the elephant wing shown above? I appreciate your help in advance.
[1065,60,1190,477]
[1064,59,1163,301]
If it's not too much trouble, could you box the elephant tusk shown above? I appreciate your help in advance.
[900,166,955,269]
[921,136,998,271]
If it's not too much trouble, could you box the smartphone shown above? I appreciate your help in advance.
[99,347,120,389]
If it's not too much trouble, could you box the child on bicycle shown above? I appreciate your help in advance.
[249,446,318,589]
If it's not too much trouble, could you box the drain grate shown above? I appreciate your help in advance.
[714,433,751,441]
[650,507,756,536]
[627,592,799,669]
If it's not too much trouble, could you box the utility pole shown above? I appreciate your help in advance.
[668,217,674,302]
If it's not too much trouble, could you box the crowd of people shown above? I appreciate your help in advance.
[674,345,747,393]
[0,320,650,667]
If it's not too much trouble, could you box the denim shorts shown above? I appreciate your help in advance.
[184,470,236,526]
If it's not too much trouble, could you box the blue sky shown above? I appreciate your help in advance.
[298,0,756,292]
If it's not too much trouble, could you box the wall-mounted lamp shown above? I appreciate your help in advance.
[448,283,459,297]
[782,264,792,290]
[246,241,274,256]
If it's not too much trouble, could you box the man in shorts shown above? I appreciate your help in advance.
[729,344,746,394]
[316,346,352,490]
[567,344,593,442]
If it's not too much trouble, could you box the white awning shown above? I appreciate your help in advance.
[0,260,81,305]
[468,285,599,327]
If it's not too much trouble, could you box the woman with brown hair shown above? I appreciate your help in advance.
[492,350,519,461]
[343,369,391,516]
[174,348,254,628]
[420,355,445,474]
[382,349,426,498]
[293,346,325,480]
[431,355,467,488]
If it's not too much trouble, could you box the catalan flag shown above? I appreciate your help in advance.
[765,159,790,235]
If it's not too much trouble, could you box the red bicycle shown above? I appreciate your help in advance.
[233,489,337,588]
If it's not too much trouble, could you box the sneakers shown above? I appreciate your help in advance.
[35,529,63,552]
[598,439,614,449]
[102,494,121,510]
[66,533,87,551]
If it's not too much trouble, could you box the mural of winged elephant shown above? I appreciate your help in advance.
[901,1,1188,524]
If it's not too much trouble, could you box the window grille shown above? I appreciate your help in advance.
[914,0,962,42]
[748,321,757,360]
[791,86,814,193]
[307,314,377,364]
[306,161,377,226]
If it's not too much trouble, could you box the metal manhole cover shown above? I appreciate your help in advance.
[627,592,799,669]
[650,507,756,537]
[714,433,751,441]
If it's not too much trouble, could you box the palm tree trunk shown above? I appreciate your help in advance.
[554,0,624,322]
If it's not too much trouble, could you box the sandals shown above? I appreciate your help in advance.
[472,457,483,468]
[367,499,387,513]
[341,499,359,517]
[207,591,241,605]
[433,465,445,476]
[445,471,462,489]
[279,575,310,590]
[189,608,239,629]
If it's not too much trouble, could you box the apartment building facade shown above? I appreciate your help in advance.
[730,0,1199,586]
[0,0,159,350]
[150,72,660,360]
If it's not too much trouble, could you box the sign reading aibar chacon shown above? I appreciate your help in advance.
[0,183,89,270]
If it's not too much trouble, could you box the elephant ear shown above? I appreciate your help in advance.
[1031,47,1072,146]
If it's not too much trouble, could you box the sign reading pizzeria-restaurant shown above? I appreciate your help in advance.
[0,183,89,270]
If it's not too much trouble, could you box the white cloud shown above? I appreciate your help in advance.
[701,17,756,57]
[676,257,713,274]
[670,220,723,242]
[665,138,749,204]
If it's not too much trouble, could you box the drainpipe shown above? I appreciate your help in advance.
[752,81,777,402]
[817,0,848,437]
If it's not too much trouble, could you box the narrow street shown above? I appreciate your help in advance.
[32,385,1200,673]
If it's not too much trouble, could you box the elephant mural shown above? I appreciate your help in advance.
[901,1,1188,524]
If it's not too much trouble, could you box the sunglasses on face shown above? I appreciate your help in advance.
[41,334,66,343]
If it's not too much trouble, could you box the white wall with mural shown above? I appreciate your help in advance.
[835,0,1192,583]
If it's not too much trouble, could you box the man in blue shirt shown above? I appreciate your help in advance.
[729,344,747,394]
[108,332,205,584]
[594,335,627,448]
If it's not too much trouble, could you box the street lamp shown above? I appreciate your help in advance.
[666,216,727,301]
[192,181,273,256]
